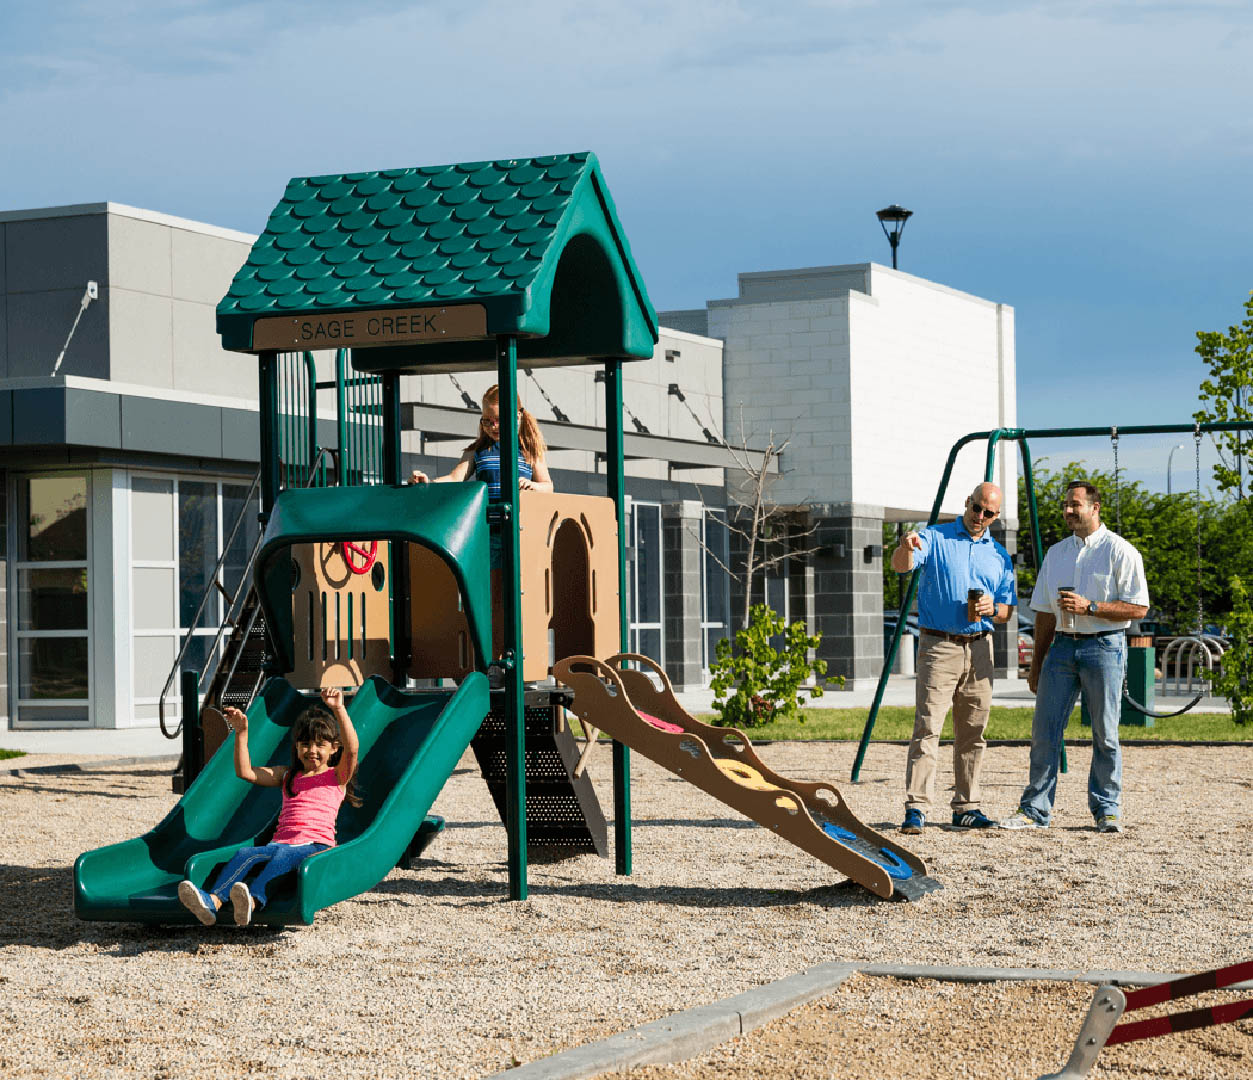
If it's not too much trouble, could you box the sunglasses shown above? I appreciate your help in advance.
[969,502,999,519]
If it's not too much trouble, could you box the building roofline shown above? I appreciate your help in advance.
[657,325,723,347]
[0,201,257,244]
[707,261,1010,312]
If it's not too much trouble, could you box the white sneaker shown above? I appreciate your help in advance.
[230,882,255,927]
[177,880,218,926]
[1096,813,1124,834]
[998,810,1047,830]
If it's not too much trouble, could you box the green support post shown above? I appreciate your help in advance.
[497,336,528,901]
[851,430,994,782]
[258,352,280,520]
[604,360,632,876]
[381,370,410,684]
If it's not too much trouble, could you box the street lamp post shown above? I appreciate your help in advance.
[876,204,913,270]
[1166,443,1187,495]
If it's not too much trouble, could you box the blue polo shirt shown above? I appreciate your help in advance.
[907,520,1017,634]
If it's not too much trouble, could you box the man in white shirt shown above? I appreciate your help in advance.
[1000,480,1149,834]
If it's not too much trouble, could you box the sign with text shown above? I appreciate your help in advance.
[251,304,488,350]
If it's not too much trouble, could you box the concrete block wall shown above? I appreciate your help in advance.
[708,294,854,508]
[661,501,705,689]
[810,506,887,689]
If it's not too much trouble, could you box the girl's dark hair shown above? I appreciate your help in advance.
[287,704,362,806]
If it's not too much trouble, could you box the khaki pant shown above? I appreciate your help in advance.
[904,634,994,813]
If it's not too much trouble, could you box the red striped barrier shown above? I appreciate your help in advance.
[1040,961,1253,1078]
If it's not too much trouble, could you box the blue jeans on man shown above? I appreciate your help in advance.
[1020,633,1125,824]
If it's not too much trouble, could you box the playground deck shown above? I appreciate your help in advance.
[2,739,1250,1079]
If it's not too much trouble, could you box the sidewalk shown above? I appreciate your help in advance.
[0,676,1230,761]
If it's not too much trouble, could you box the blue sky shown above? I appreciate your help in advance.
[2,0,1250,493]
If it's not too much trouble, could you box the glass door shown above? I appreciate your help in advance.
[628,502,663,665]
[12,474,91,726]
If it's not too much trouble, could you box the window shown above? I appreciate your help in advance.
[628,502,663,664]
[700,510,730,676]
[131,474,259,715]
[13,474,91,725]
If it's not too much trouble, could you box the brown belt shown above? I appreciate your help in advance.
[921,628,989,645]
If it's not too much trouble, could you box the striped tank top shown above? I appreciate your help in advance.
[472,442,533,499]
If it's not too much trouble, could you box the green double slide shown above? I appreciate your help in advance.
[74,673,489,926]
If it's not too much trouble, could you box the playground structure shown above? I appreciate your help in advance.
[1038,960,1253,1079]
[855,419,1253,781]
[75,151,936,925]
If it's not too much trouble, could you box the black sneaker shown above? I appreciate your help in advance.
[951,809,995,829]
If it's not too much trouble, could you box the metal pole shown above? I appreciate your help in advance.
[604,359,632,876]
[180,669,203,789]
[497,336,528,900]
[851,429,1004,781]
[336,350,348,483]
[382,371,401,485]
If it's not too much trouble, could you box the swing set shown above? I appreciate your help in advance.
[852,418,1253,783]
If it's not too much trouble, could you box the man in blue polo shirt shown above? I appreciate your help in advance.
[891,481,1017,834]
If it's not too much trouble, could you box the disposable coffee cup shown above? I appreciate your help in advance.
[967,589,983,622]
[1057,586,1076,631]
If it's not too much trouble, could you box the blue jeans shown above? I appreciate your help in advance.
[207,842,327,907]
[1020,633,1125,824]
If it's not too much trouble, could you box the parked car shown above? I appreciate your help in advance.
[883,611,920,653]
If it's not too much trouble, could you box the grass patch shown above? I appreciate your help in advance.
[705,707,1249,742]
[0,748,27,761]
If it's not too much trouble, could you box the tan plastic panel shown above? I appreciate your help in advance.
[290,541,392,688]
[408,491,621,682]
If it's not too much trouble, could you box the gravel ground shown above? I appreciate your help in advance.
[2,740,1251,1079]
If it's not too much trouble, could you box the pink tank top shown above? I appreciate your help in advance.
[271,768,345,847]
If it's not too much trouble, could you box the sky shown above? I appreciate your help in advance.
[2,0,1251,494]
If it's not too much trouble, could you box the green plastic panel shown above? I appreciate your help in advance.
[74,674,490,926]
[216,153,658,370]
[255,482,491,673]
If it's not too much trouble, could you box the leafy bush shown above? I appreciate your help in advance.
[1212,575,1253,725]
[709,604,842,728]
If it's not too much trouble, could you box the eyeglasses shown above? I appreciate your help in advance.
[970,502,999,519]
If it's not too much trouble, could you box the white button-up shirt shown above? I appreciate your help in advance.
[1030,524,1150,632]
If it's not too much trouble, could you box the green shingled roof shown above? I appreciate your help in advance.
[216,152,658,370]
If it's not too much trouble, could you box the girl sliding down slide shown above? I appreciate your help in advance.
[178,688,360,927]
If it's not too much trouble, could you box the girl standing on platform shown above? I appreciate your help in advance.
[409,384,553,496]
[177,688,359,927]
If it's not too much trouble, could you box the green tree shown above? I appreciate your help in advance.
[1212,576,1253,725]
[709,604,840,728]
[1017,460,1253,634]
[1194,291,1253,499]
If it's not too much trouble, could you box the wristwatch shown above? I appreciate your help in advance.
[1087,601,1099,615]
